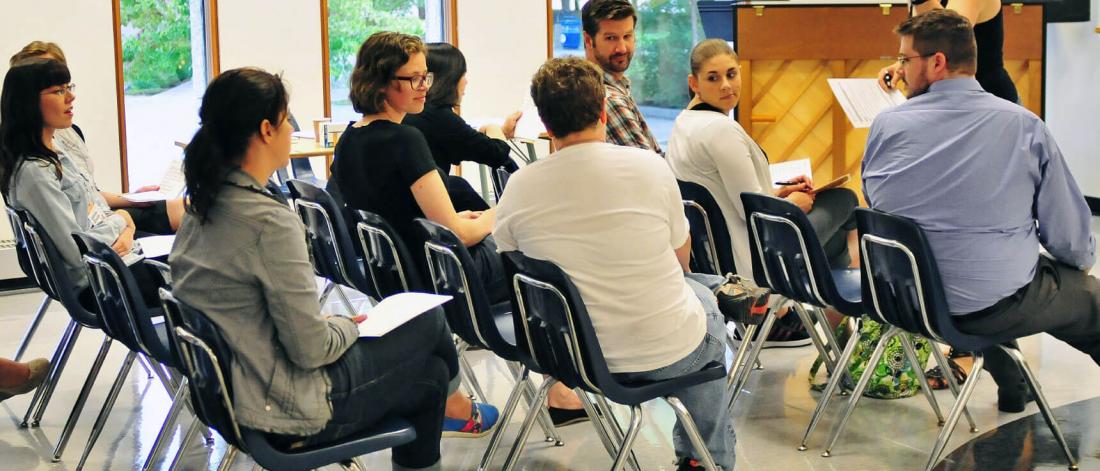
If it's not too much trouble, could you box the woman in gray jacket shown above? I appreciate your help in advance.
[169,68,454,471]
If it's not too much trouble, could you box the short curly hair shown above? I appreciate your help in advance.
[10,41,67,66]
[530,57,605,138]
[349,32,425,115]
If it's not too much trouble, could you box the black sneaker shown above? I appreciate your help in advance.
[676,457,704,470]
[730,310,812,348]
[713,274,770,326]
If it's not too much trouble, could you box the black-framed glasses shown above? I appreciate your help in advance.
[40,83,76,97]
[393,72,434,90]
[897,53,934,66]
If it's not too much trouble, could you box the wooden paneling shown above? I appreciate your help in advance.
[737,6,907,60]
[1002,5,1043,59]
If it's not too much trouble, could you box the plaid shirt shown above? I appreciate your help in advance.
[603,71,662,155]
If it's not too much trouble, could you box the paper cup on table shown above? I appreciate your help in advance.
[312,118,330,143]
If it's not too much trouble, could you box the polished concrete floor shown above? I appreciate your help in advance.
[1,284,1098,471]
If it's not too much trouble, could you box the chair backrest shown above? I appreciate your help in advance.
[415,219,516,358]
[491,167,512,199]
[354,210,425,298]
[285,179,374,297]
[854,208,994,351]
[20,210,101,327]
[502,250,636,401]
[677,180,737,276]
[6,206,53,296]
[740,192,859,314]
[159,288,246,450]
[73,233,172,363]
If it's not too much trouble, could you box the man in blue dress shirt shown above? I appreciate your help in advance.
[862,10,1100,412]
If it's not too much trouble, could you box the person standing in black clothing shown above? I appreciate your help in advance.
[878,0,1018,104]
[403,43,522,212]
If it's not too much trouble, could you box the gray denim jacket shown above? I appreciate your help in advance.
[6,152,126,289]
[169,170,359,435]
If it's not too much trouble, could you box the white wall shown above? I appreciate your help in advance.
[1045,2,1100,197]
[217,0,327,125]
[0,1,124,242]
[457,0,549,119]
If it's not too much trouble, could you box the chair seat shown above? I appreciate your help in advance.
[243,417,417,471]
[608,361,726,405]
[491,302,517,347]
[831,268,862,304]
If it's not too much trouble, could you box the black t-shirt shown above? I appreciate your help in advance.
[402,104,517,172]
[327,120,444,246]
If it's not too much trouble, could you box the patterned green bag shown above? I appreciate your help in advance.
[809,316,931,399]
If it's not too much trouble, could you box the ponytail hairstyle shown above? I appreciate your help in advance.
[424,42,466,108]
[687,39,737,100]
[0,58,71,196]
[184,67,287,223]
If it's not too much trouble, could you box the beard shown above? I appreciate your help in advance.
[597,51,633,74]
[902,75,929,98]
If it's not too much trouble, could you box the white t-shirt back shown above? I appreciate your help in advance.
[493,142,706,374]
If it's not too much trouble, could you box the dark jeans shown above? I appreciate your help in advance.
[281,310,458,469]
[129,200,173,236]
[806,188,858,268]
[469,235,509,304]
[446,175,490,212]
[957,256,1100,388]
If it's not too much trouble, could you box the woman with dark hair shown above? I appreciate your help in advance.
[170,67,453,470]
[0,58,140,293]
[402,43,522,211]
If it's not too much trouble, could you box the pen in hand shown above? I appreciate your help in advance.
[775,181,800,186]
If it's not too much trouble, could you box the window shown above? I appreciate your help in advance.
[117,0,214,189]
[326,0,450,123]
[550,0,705,147]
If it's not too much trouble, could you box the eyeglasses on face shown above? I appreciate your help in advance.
[40,83,76,96]
[393,72,434,90]
[897,53,935,66]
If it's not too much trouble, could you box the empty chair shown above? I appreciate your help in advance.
[285,178,376,312]
[500,251,727,471]
[158,288,417,471]
[849,208,1076,470]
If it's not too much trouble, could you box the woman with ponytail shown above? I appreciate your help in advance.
[170,68,453,470]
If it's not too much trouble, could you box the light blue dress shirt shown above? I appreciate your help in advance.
[862,77,1095,314]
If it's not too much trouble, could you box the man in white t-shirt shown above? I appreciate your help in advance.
[494,57,734,471]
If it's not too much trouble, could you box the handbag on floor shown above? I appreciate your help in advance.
[808,317,931,399]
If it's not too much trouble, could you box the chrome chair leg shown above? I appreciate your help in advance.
[142,379,189,471]
[1000,346,1079,470]
[13,295,52,361]
[666,396,720,471]
[728,310,778,408]
[502,378,555,471]
[333,284,358,315]
[506,361,560,442]
[609,405,644,471]
[23,320,80,428]
[75,351,137,470]
[726,324,755,390]
[924,354,986,471]
[812,306,845,361]
[318,280,335,305]
[799,317,862,451]
[792,303,840,376]
[53,335,113,461]
[217,445,239,471]
[168,416,205,471]
[822,327,900,457]
[576,391,621,461]
[458,352,489,405]
[478,370,529,471]
[591,394,640,471]
[929,344,977,433]
[136,353,155,379]
[901,334,945,425]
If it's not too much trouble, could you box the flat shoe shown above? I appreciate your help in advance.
[548,406,589,427]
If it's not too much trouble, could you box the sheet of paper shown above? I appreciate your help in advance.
[157,159,186,197]
[136,235,174,260]
[358,292,453,337]
[513,104,546,140]
[769,159,813,189]
[121,191,169,203]
[827,78,907,128]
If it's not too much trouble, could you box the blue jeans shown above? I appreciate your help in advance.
[614,273,735,469]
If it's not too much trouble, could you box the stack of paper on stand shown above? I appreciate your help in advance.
[122,159,185,203]
[769,159,813,189]
[358,292,452,337]
[827,78,907,128]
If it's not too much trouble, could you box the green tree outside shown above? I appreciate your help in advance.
[121,0,193,95]
[329,0,426,104]
[627,0,703,109]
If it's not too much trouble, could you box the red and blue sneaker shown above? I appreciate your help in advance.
[442,402,499,438]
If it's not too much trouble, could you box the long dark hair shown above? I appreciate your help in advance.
[425,43,466,108]
[184,67,287,223]
[0,58,70,196]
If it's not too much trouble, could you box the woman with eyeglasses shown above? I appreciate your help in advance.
[403,43,522,211]
[171,68,455,470]
[326,31,506,438]
[0,58,142,298]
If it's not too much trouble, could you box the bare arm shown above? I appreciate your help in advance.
[675,236,692,273]
[410,170,495,247]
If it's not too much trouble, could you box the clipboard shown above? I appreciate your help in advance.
[809,174,850,195]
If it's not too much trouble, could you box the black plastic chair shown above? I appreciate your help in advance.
[353,210,426,298]
[677,180,737,277]
[5,207,54,362]
[413,219,567,469]
[849,208,1077,471]
[285,179,376,312]
[500,251,726,471]
[158,288,417,471]
[71,233,197,471]
[739,192,950,452]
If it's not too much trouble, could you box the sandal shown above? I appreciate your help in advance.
[923,357,967,390]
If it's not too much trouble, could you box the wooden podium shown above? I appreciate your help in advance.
[732,1,1044,189]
